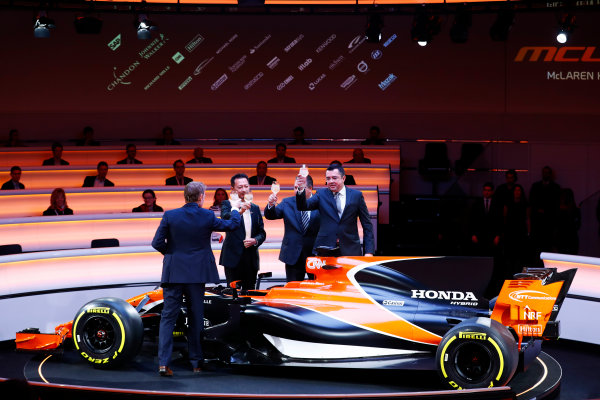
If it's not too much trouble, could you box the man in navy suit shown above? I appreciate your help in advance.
[165,159,193,186]
[82,161,115,187]
[296,164,374,256]
[219,173,266,291]
[265,175,320,281]
[152,182,241,376]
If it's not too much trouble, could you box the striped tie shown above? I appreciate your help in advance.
[301,211,310,233]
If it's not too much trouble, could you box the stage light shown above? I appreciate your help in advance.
[136,14,158,40]
[556,13,575,44]
[75,16,103,34]
[411,10,441,47]
[490,10,515,41]
[449,6,471,44]
[33,11,55,38]
[365,15,383,43]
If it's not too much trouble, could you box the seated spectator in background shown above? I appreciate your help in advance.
[209,188,229,211]
[289,126,310,145]
[249,161,276,185]
[43,142,70,166]
[361,126,386,145]
[187,147,213,164]
[329,161,356,185]
[77,126,100,146]
[1,166,25,190]
[345,148,371,164]
[82,161,115,187]
[43,188,73,216]
[117,144,143,164]
[166,159,193,186]
[156,126,181,145]
[5,129,25,147]
[132,189,164,212]
[268,143,296,163]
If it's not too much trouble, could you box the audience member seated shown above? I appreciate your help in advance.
[43,188,74,216]
[5,129,25,147]
[187,147,213,164]
[268,143,296,163]
[117,144,143,164]
[82,161,115,187]
[289,126,310,145]
[329,161,356,185]
[132,189,164,212]
[76,126,100,146]
[165,159,192,186]
[1,166,25,190]
[156,126,180,145]
[42,142,70,166]
[209,188,229,211]
[345,148,372,164]
[249,161,276,185]
[361,126,386,145]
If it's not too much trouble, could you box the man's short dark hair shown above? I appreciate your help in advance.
[276,143,287,151]
[51,142,63,151]
[97,161,108,170]
[10,166,21,173]
[172,159,184,168]
[293,126,304,134]
[506,169,518,180]
[306,174,314,188]
[126,143,136,151]
[83,126,94,134]
[256,160,267,168]
[230,173,249,187]
[370,126,380,133]
[483,182,494,190]
[327,163,345,177]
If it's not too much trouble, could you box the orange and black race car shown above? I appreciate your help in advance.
[16,252,576,390]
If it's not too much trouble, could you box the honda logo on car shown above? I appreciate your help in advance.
[508,290,556,302]
[306,257,325,270]
[412,290,477,301]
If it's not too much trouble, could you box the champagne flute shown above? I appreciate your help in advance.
[271,181,280,194]
[299,164,309,177]
[244,193,254,203]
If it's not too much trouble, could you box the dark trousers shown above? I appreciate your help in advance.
[224,248,257,290]
[285,251,314,282]
[158,283,205,368]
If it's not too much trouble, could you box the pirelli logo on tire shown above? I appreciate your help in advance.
[458,332,487,340]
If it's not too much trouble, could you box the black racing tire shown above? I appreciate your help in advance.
[436,317,519,390]
[72,297,143,369]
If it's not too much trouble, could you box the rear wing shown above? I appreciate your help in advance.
[491,267,576,347]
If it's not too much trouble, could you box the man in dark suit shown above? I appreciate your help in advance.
[42,142,70,166]
[1,166,25,190]
[345,148,371,164]
[248,161,276,185]
[187,148,213,164]
[82,161,115,187]
[469,182,502,256]
[219,173,266,290]
[116,144,143,164]
[265,175,320,281]
[165,159,193,186]
[296,164,374,256]
[152,182,241,376]
[268,143,296,163]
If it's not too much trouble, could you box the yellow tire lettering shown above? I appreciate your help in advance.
[489,381,494,388]
[72,312,86,350]
[487,337,504,381]
[439,335,457,378]
[112,312,126,353]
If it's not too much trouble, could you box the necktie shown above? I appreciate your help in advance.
[301,211,310,233]
[485,199,490,213]
[335,192,342,218]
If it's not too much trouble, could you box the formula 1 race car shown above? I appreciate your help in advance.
[16,253,576,390]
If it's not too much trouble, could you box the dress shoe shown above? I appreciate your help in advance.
[159,366,173,377]
[193,367,202,374]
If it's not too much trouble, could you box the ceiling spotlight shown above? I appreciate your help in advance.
[75,16,103,34]
[365,15,384,43]
[411,10,441,47]
[490,10,515,41]
[449,6,472,44]
[556,13,575,44]
[33,11,55,38]
[136,14,158,40]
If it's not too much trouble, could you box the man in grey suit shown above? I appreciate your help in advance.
[152,182,241,376]
[265,175,320,281]
[296,164,374,256]
[219,173,266,291]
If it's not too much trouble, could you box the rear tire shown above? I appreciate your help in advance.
[436,317,518,389]
[73,297,143,368]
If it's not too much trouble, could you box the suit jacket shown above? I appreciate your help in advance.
[297,187,374,256]
[187,157,213,164]
[117,158,142,164]
[165,176,193,186]
[82,176,115,187]
[345,158,372,164]
[43,207,74,216]
[219,200,266,270]
[264,197,320,265]
[469,198,502,247]
[42,158,69,166]
[132,204,164,212]
[249,175,276,185]
[267,156,296,163]
[1,180,25,190]
[152,202,241,284]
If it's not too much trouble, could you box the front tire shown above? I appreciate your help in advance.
[72,297,143,368]
[436,317,518,389]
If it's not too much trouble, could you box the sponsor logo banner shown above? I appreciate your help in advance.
[277,75,294,91]
[108,34,122,51]
[284,34,304,53]
[316,34,336,53]
[348,35,366,54]
[228,55,247,73]
[382,300,404,306]
[216,34,238,55]
[244,72,264,91]
[371,50,383,60]
[211,73,228,91]
[250,34,271,54]
[185,34,204,53]
[508,290,557,303]
[306,257,325,269]
[340,74,357,90]
[193,57,214,76]
[517,324,543,336]
[329,55,344,70]
[308,73,326,91]
[108,61,140,91]
[172,52,185,64]
[267,56,280,70]
[378,73,397,91]
[458,332,487,340]
[178,76,192,91]
[383,34,397,48]
[515,46,600,62]
[357,60,369,74]
[298,58,312,71]
[144,65,170,91]
[139,34,168,60]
